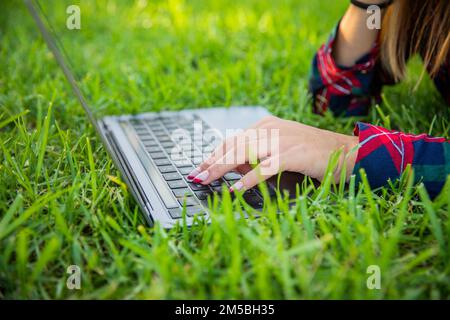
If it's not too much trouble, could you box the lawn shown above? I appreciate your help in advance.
[0,0,449,299]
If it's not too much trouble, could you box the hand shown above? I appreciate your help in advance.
[188,116,359,192]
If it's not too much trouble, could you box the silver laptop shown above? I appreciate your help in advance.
[25,0,310,228]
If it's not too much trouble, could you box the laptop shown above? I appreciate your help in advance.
[25,0,311,228]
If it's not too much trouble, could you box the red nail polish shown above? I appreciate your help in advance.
[193,178,202,184]
[229,187,234,193]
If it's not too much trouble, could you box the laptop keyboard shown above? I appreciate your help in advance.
[128,114,263,219]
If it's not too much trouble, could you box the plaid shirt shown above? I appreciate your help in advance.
[309,25,450,198]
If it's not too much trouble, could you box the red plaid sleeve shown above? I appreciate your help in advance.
[353,122,450,198]
[309,24,384,116]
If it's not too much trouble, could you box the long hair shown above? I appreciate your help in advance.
[380,0,450,81]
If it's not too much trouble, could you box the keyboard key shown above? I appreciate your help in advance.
[150,152,166,159]
[195,190,212,200]
[157,136,172,142]
[146,146,161,153]
[165,124,179,130]
[151,128,164,134]
[160,116,173,123]
[178,197,198,207]
[173,188,193,198]
[225,180,240,187]
[243,190,263,208]
[161,141,175,149]
[139,135,154,141]
[168,180,187,189]
[159,165,176,173]
[180,144,194,153]
[170,151,186,160]
[174,160,192,168]
[192,157,203,165]
[224,172,242,181]
[163,172,182,181]
[168,208,183,219]
[154,158,171,166]
[189,182,209,191]
[212,186,224,193]
[190,150,203,157]
[186,206,205,217]
[153,131,167,137]
[143,140,157,147]
[210,180,223,187]
[179,167,195,175]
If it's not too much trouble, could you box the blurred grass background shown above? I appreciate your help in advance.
[0,0,448,299]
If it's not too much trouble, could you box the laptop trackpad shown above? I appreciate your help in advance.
[190,106,271,136]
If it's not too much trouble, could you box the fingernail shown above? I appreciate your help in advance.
[187,168,201,180]
[192,170,209,183]
[230,181,244,192]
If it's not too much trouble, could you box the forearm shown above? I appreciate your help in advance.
[333,1,385,67]
[308,1,392,116]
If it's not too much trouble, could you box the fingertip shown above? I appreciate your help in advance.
[230,181,244,192]
[192,170,209,184]
[187,168,201,180]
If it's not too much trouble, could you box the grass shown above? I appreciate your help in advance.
[0,0,449,299]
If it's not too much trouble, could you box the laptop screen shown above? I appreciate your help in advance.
[32,0,177,119]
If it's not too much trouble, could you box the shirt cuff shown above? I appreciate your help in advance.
[352,122,406,190]
[352,122,449,197]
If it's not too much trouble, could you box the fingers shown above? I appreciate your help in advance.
[192,139,272,185]
[229,155,282,192]
[188,115,280,181]
[187,155,216,179]
[189,117,276,178]
[191,148,248,184]
[188,134,242,179]
[189,135,258,180]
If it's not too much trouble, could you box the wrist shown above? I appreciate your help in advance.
[343,136,359,181]
[327,134,359,183]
